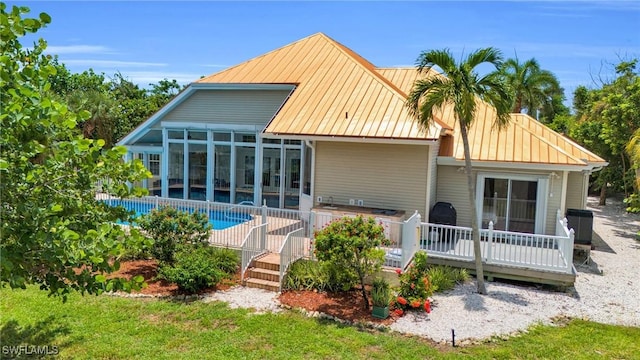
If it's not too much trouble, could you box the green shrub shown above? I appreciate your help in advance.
[314,216,389,309]
[158,246,238,293]
[282,259,341,292]
[425,265,470,293]
[396,251,433,312]
[137,206,212,264]
[624,193,640,213]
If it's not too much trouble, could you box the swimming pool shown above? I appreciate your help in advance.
[105,199,253,230]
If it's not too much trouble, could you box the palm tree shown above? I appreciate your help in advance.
[406,48,512,294]
[502,57,561,117]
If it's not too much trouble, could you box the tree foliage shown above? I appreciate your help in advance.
[501,57,567,122]
[313,216,389,309]
[406,47,513,294]
[0,4,151,299]
[568,60,640,203]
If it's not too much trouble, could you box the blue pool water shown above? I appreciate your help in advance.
[105,199,252,230]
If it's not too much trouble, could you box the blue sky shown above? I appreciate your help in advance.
[14,1,640,107]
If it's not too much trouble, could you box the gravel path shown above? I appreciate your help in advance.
[205,196,640,342]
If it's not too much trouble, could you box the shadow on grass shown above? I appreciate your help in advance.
[0,316,74,359]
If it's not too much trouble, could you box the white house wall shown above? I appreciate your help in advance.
[314,142,429,217]
[153,89,292,128]
[436,165,565,234]
[565,171,586,211]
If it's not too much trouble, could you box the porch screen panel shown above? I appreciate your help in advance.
[235,146,255,204]
[214,145,231,203]
[261,147,281,208]
[149,153,161,196]
[482,178,508,230]
[509,180,537,233]
[188,144,207,200]
[285,148,301,208]
[168,143,184,199]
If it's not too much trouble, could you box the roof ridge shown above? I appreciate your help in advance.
[511,114,587,165]
[318,33,409,98]
[197,33,326,83]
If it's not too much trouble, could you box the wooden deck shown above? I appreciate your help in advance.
[422,238,576,287]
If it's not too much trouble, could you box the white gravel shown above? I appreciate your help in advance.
[202,286,282,314]
[204,196,640,342]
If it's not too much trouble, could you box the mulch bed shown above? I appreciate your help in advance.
[111,260,399,325]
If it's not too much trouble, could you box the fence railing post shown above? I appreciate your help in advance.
[261,205,268,249]
[154,195,159,209]
[486,221,494,263]
[566,229,575,273]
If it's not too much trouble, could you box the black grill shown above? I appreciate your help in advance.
[429,202,457,226]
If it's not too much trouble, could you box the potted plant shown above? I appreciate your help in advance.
[371,277,391,319]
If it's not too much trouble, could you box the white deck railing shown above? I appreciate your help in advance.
[419,212,575,274]
[278,228,306,291]
[101,194,576,276]
[240,223,269,280]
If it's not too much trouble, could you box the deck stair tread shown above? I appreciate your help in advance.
[245,253,281,291]
[244,278,280,292]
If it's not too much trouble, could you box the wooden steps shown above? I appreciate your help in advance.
[244,253,281,292]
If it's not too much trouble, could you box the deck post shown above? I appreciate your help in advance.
[487,221,494,263]
[566,229,575,273]
[261,204,268,249]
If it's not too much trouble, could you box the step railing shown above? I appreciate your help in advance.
[240,222,269,280]
[278,227,306,292]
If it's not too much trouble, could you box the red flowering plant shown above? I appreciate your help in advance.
[394,251,433,313]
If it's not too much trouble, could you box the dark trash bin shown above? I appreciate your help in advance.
[566,208,593,246]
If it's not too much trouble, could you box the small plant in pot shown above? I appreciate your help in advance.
[371,277,391,319]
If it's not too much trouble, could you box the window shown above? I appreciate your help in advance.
[188,131,207,140]
[149,154,161,176]
[234,133,256,143]
[168,130,184,139]
[213,132,231,142]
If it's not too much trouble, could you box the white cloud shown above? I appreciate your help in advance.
[62,59,168,68]
[46,45,113,55]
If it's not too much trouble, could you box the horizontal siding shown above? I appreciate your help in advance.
[158,89,291,127]
[314,142,429,217]
[565,171,585,211]
[436,165,472,227]
[428,142,440,216]
[436,165,565,235]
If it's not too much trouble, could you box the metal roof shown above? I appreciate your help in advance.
[197,33,442,140]
[375,68,606,166]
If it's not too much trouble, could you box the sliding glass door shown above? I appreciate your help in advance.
[481,177,540,233]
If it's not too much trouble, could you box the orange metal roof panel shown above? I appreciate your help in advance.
[197,33,441,140]
[195,33,604,165]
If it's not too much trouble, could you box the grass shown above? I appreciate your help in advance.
[2,286,639,359]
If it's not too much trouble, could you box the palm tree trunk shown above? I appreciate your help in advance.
[459,123,487,294]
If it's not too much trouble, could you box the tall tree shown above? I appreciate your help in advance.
[569,60,640,204]
[1,4,151,299]
[502,57,565,121]
[406,48,512,294]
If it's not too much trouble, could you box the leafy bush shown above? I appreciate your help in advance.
[624,193,640,213]
[158,246,238,293]
[137,206,212,264]
[314,216,389,308]
[282,259,342,292]
[427,266,470,292]
[395,251,433,312]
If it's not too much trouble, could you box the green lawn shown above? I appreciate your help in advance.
[1,287,638,359]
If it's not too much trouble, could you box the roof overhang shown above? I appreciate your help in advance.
[437,156,608,172]
[262,133,439,146]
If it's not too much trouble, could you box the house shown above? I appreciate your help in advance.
[119,32,606,240]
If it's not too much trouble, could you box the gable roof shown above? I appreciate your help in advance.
[197,33,444,140]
